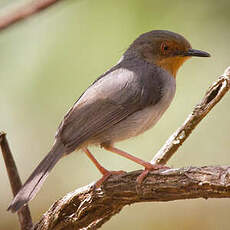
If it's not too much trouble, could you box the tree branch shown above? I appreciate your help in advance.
[32,67,230,230]
[34,166,230,230]
[0,132,33,230]
[0,0,62,30]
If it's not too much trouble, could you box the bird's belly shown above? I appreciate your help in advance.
[94,98,173,145]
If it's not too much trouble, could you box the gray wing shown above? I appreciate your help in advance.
[57,64,162,152]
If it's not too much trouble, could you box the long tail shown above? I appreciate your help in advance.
[7,140,66,213]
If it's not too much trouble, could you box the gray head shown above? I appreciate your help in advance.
[125,30,210,77]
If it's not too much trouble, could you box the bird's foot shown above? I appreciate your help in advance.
[137,163,170,184]
[95,170,126,188]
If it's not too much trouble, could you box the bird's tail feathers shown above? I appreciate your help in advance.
[8,140,65,213]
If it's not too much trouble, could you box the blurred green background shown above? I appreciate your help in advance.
[0,0,230,229]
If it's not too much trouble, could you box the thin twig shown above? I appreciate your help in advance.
[151,66,230,165]
[34,166,230,230]
[0,132,33,230]
[0,0,62,30]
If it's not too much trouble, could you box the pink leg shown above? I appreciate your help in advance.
[83,148,125,187]
[83,147,108,175]
[103,145,169,183]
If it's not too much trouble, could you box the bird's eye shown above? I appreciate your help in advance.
[161,42,170,53]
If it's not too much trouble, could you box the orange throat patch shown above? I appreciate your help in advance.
[156,56,190,78]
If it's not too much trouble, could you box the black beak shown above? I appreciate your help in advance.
[184,48,211,57]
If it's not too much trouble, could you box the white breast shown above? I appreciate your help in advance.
[126,74,176,136]
[95,74,176,144]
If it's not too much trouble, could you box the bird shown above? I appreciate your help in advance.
[8,30,210,213]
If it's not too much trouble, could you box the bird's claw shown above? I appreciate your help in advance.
[95,170,126,188]
[136,164,170,184]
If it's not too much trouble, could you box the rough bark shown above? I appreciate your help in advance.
[34,166,230,230]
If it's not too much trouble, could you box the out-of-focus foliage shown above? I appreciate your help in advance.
[0,0,230,229]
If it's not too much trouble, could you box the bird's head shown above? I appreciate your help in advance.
[126,30,210,78]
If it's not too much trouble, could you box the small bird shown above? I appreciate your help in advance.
[8,30,210,212]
